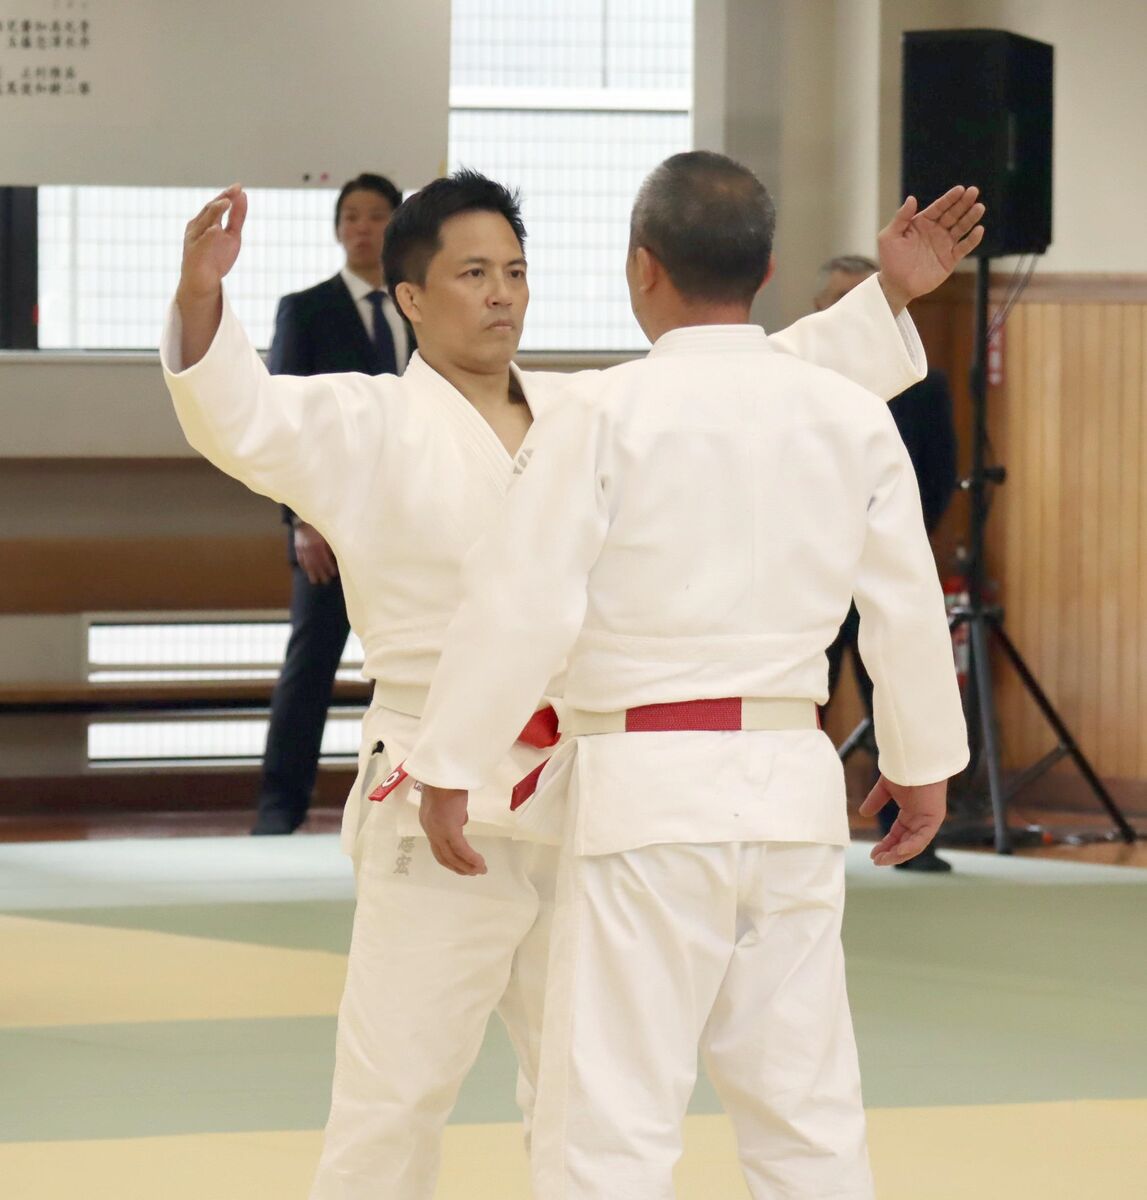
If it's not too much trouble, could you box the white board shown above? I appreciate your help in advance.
[0,0,450,189]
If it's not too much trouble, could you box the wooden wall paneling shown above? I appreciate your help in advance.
[1098,307,1125,773]
[1038,303,1063,768]
[1020,303,1047,764]
[993,304,1022,763]
[0,536,289,614]
[1056,306,1085,766]
[1077,306,1104,768]
[1117,306,1143,778]
[905,278,1147,791]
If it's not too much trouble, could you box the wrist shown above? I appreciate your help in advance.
[876,272,911,316]
[175,280,223,314]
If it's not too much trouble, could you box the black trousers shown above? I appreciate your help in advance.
[254,565,350,833]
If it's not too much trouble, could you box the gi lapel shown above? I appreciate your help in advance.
[409,356,533,494]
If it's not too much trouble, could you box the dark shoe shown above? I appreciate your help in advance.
[251,821,296,836]
[251,796,307,836]
[250,812,304,836]
[896,847,953,873]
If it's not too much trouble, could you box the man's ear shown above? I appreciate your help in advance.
[394,281,421,325]
[634,245,661,294]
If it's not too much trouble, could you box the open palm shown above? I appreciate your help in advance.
[878,185,986,307]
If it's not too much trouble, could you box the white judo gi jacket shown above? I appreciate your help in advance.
[405,323,970,855]
[160,281,930,853]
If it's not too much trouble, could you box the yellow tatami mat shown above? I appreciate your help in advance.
[4,1099,1146,1200]
[0,914,347,1027]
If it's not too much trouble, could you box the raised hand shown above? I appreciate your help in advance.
[175,185,247,368]
[178,184,248,303]
[877,185,986,312]
[859,774,949,867]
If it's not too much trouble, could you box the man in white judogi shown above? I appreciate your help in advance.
[405,153,972,1198]
[163,169,981,1198]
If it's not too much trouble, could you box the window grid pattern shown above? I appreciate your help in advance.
[39,187,343,350]
[451,108,689,349]
[87,716,362,763]
[36,3,693,352]
[451,0,693,89]
[87,621,365,684]
[450,1,693,350]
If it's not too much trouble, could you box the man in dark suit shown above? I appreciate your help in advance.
[815,255,959,871]
[253,172,410,835]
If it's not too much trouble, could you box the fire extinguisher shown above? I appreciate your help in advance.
[943,544,970,691]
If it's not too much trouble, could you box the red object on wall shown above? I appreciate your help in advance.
[988,324,1005,387]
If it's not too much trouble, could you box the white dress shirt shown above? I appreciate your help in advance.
[341,266,409,372]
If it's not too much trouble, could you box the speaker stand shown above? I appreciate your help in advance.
[838,255,1138,854]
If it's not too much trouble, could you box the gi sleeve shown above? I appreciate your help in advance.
[853,409,970,786]
[405,399,611,791]
[160,290,383,531]
[769,274,927,401]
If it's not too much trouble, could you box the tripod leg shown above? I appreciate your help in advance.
[988,620,1137,844]
[968,615,1011,853]
[837,716,873,763]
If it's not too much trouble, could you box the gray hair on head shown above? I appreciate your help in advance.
[819,254,878,280]
[630,150,776,306]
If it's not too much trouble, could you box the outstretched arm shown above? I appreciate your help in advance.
[161,187,386,530]
[768,186,985,400]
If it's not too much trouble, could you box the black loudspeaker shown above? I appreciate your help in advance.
[902,29,1053,258]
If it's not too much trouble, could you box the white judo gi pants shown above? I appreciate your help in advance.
[532,840,874,1200]
[309,803,559,1200]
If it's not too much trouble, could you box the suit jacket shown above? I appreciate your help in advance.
[268,274,412,544]
[887,368,958,534]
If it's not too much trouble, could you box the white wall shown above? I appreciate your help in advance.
[0,0,450,189]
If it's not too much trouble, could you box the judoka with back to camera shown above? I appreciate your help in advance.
[404,151,975,1199]
[162,167,981,1199]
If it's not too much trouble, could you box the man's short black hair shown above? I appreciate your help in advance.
[335,173,403,227]
[630,151,776,306]
[382,168,526,293]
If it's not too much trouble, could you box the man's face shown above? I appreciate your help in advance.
[337,188,395,276]
[403,210,529,372]
[813,268,873,312]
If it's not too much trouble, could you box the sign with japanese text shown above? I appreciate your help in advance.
[0,0,448,189]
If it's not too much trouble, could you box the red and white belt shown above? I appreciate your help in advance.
[372,698,818,810]
[562,696,819,736]
[368,704,561,805]
[509,697,819,811]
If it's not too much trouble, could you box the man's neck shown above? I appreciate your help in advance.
[420,349,516,413]
[646,300,754,342]
[345,263,385,290]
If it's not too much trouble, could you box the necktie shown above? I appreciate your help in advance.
[365,290,399,376]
